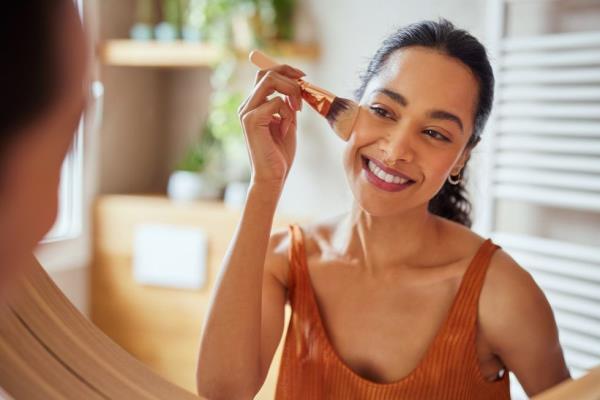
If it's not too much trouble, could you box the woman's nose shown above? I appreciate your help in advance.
[377,129,414,165]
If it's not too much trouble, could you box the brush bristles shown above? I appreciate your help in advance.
[325,97,359,141]
[325,97,354,125]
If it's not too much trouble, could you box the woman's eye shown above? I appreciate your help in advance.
[423,129,450,142]
[369,105,394,119]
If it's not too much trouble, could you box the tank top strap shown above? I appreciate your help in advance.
[442,238,502,333]
[287,224,309,301]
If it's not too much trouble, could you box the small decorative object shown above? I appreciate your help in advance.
[154,22,178,41]
[130,0,154,40]
[155,0,180,41]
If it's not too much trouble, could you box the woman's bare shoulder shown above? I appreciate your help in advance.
[293,214,348,257]
[435,217,549,321]
[480,247,569,393]
[265,216,345,287]
[435,218,547,316]
[265,226,292,287]
[435,217,488,260]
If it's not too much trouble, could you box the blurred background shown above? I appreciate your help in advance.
[35,0,600,398]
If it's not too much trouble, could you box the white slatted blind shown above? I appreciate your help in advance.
[480,0,600,398]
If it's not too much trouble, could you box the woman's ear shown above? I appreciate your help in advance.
[452,147,473,175]
[452,135,481,175]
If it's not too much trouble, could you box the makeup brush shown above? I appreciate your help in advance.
[249,50,359,141]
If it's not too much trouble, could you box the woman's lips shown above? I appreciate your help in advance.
[361,156,415,192]
[365,156,414,181]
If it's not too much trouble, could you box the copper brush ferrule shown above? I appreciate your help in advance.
[249,50,359,141]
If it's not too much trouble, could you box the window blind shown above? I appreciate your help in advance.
[480,0,600,397]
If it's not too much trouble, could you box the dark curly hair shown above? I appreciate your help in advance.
[354,19,494,227]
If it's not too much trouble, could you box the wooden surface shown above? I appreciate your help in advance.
[99,40,320,67]
[0,256,202,399]
[91,195,300,398]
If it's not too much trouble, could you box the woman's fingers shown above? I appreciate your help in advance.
[238,65,305,120]
[241,96,294,142]
[240,96,296,184]
[235,64,303,186]
[253,64,305,85]
[282,96,297,139]
[245,70,302,113]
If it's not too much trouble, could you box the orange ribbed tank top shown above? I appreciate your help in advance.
[275,224,511,399]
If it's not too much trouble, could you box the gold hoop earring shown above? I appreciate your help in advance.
[448,172,462,185]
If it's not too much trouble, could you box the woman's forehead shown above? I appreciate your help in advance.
[365,47,479,113]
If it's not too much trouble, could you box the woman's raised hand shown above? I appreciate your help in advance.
[238,64,305,191]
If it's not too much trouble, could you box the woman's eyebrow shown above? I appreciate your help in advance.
[428,110,464,134]
[372,87,464,134]
[373,88,408,106]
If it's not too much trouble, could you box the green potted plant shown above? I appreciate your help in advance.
[167,126,223,201]
[208,89,251,208]
[207,89,248,181]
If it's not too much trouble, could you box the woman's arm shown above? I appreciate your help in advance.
[196,63,304,400]
[196,188,287,400]
[479,250,571,397]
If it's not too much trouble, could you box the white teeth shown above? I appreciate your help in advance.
[367,159,410,185]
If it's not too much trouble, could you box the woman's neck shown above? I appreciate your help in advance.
[333,203,443,275]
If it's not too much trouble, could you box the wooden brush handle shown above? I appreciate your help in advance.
[248,50,355,141]
[248,50,280,69]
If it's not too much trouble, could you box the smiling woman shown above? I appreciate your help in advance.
[196,19,571,400]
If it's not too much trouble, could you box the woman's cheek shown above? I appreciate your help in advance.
[351,107,386,143]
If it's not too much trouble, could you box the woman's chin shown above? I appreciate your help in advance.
[352,194,410,217]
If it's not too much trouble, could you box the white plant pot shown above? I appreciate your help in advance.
[224,181,250,209]
[167,171,221,202]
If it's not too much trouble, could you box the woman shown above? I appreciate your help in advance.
[0,1,87,290]
[196,20,571,399]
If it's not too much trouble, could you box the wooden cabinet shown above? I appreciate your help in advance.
[90,195,296,398]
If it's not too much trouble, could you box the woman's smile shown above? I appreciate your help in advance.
[361,154,416,192]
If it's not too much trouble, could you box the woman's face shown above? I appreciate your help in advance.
[343,46,479,217]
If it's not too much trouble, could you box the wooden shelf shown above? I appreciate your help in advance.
[99,39,320,67]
